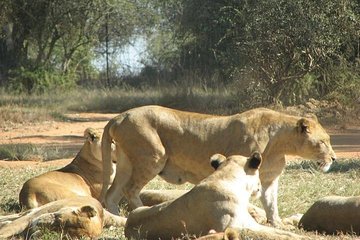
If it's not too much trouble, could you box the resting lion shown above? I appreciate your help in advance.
[100,106,336,225]
[0,196,119,239]
[18,127,169,231]
[125,153,306,240]
[299,195,360,235]
[19,128,114,208]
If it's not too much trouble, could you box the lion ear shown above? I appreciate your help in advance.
[224,227,239,240]
[84,128,98,142]
[249,151,262,169]
[77,205,97,218]
[297,118,311,134]
[210,154,227,170]
[305,113,318,122]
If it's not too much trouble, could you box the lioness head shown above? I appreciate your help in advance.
[210,152,262,198]
[83,128,102,161]
[296,118,336,172]
[43,204,103,238]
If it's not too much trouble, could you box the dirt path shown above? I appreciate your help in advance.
[0,112,359,168]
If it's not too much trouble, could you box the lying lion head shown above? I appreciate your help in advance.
[296,118,336,172]
[52,204,103,238]
[0,197,105,239]
[210,151,262,199]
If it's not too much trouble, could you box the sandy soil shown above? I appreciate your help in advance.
[0,112,359,168]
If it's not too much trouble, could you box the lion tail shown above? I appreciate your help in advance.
[0,206,49,238]
[99,120,114,205]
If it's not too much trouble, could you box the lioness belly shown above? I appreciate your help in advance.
[159,159,211,184]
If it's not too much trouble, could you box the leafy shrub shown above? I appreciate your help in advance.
[7,67,76,94]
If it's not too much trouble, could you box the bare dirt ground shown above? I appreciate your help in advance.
[0,112,359,168]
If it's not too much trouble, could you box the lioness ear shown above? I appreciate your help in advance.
[224,227,239,240]
[84,128,99,142]
[297,118,311,134]
[305,113,318,122]
[77,205,97,218]
[249,151,262,169]
[210,153,226,170]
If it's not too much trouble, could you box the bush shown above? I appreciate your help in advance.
[7,67,76,94]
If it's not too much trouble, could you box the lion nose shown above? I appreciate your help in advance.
[331,157,336,162]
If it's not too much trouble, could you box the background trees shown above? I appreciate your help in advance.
[146,0,359,104]
[0,0,153,92]
[0,0,359,106]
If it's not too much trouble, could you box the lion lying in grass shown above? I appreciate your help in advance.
[299,195,360,235]
[0,196,121,239]
[17,127,176,236]
[125,152,306,240]
[101,106,336,226]
[19,128,114,208]
[19,127,170,209]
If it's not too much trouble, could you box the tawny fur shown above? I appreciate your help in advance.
[19,128,112,208]
[124,153,308,240]
[17,127,168,226]
[299,195,360,235]
[100,106,336,225]
[0,196,120,239]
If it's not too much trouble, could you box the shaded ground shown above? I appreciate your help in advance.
[0,112,359,168]
[328,128,360,158]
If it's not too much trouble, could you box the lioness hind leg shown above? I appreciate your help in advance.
[105,149,132,215]
[123,153,167,210]
[106,139,167,212]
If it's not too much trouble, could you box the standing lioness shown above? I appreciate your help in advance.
[101,106,336,225]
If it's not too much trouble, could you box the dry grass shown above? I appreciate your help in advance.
[0,144,76,161]
[0,86,246,127]
[0,158,360,239]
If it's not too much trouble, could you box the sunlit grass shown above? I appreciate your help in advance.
[1,158,360,239]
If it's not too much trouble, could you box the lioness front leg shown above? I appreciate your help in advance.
[259,156,285,227]
[260,177,281,226]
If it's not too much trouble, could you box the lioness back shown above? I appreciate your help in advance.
[19,128,104,209]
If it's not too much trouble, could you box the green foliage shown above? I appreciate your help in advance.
[7,67,76,94]
[321,63,360,105]
[0,0,155,91]
[1,0,359,106]
[148,0,360,105]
